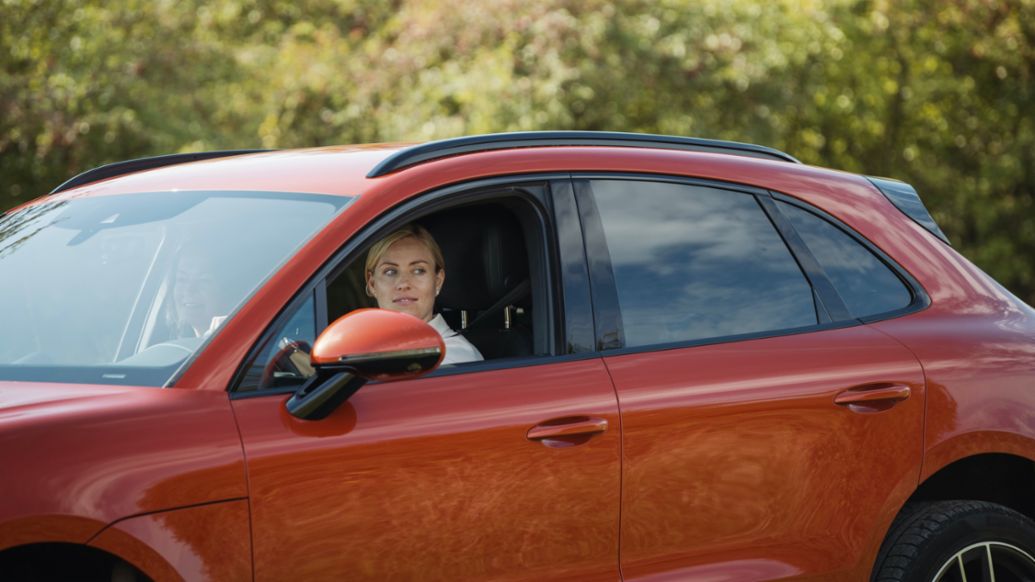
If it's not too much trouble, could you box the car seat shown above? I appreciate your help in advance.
[421,207,533,360]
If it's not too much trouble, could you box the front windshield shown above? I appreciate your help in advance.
[0,190,351,386]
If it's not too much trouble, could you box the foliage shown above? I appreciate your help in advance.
[2,0,1033,301]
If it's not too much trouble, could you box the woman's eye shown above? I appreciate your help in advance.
[413,268,426,275]
[382,268,397,276]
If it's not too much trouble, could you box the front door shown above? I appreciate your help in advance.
[231,183,621,580]
[232,360,621,580]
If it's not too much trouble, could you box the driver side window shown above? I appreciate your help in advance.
[236,195,547,393]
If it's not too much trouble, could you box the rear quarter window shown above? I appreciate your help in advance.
[774,199,913,319]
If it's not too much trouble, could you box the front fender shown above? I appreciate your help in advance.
[88,499,250,582]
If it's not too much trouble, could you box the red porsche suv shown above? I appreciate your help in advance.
[1,132,1034,581]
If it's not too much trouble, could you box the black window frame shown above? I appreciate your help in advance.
[551,179,596,354]
[229,173,596,398]
[767,191,930,324]
[573,173,927,356]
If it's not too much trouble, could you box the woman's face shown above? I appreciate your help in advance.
[366,236,444,322]
[174,254,222,335]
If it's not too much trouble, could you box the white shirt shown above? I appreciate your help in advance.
[428,314,484,366]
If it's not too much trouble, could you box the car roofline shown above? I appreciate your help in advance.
[50,150,273,194]
[366,131,801,178]
[46,133,801,196]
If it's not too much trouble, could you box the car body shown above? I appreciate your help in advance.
[1,132,1034,581]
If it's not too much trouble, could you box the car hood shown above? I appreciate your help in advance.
[0,381,144,422]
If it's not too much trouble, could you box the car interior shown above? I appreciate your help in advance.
[240,192,551,392]
[325,196,546,363]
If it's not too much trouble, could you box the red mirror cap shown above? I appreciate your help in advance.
[311,308,445,369]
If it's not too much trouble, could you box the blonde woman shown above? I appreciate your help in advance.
[365,224,483,365]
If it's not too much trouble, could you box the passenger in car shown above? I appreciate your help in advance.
[169,244,230,339]
[364,224,484,365]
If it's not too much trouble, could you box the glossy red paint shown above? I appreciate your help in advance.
[231,359,621,581]
[0,382,245,545]
[872,295,1035,481]
[3,135,1034,580]
[608,325,926,580]
[311,308,445,371]
[46,145,398,199]
[89,500,251,582]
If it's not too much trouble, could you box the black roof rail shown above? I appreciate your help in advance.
[50,149,271,194]
[367,131,800,178]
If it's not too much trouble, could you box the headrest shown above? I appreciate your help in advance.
[421,207,528,311]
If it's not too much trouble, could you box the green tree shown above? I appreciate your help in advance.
[2,0,1033,301]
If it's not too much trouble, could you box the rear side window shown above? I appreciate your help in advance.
[775,200,912,319]
[590,180,817,348]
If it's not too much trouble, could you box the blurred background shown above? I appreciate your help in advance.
[2,0,1033,302]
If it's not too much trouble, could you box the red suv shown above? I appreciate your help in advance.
[2,132,1034,581]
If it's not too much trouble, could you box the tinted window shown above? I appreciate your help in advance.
[775,200,912,318]
[591,180,817,347]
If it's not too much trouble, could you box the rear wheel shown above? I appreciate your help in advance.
[873,500,1035,582]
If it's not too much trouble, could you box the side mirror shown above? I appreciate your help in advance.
[285,308,444,420]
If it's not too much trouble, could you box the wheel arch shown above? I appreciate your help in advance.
[0,514,107,550]
[910,452,1035,521]
[0,542,151,581]
[865,452,1035,578]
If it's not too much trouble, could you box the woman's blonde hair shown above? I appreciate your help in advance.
[365,224,445,276]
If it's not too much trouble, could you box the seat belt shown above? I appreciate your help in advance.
[466,279,530,330]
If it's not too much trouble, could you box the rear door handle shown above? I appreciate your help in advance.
[835,383,911,412]
[527,417,608,447]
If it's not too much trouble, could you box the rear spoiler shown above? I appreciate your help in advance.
[867,176,950,245]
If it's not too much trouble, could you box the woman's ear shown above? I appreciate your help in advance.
[365,271,374,297]
[435,269,445,296]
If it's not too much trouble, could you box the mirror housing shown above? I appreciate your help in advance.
[285,309,445,420]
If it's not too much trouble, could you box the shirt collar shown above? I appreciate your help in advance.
[428,313,457,337]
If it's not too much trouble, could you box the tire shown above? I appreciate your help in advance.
[873,500,1035,582]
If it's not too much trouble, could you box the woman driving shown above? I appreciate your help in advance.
[365,224,483,366]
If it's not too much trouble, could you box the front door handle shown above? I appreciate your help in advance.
[527,416,608,448]
[835,383,911,413]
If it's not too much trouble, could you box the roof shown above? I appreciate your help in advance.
[46,132,805,201]
[49,144,405,199]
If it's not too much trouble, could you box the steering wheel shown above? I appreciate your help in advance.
[259,338,314,389]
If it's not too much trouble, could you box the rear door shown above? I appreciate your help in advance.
[576,176,927,580]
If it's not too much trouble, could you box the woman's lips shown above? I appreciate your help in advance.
[393,297,418,305]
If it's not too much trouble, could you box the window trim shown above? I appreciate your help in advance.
[549,179,596,354]
[228,173,582,396]
[755,194,851,322]
[573,179,625,351]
